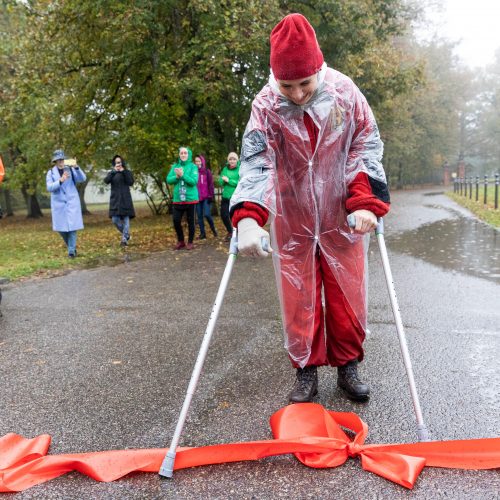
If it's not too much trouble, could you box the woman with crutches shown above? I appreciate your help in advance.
[230,14,390,404]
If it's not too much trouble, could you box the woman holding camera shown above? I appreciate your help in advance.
[104,155,135,246]
[46,149,86,258]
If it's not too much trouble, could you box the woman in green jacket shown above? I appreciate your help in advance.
[166,146,199,250]
[219,152,240,240]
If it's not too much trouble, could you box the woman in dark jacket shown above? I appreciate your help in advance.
[104,155,135,246]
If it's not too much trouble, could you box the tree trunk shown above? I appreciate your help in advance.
[211,199,219,216]
[396,161,404,190]
[77,180,91,215]
[4,188,14,216]
[0,187,14,216]
[21,185,43,218]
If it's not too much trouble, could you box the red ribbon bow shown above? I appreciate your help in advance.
[1,403,499,492]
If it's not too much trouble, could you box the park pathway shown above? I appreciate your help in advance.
[0,188,498,499]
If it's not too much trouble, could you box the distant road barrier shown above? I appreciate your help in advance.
[453,173,499,210]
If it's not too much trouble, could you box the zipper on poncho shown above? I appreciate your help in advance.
[304,109,322,248]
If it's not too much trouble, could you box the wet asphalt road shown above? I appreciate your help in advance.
[0,189,499,499]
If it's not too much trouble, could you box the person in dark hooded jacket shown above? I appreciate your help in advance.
[104,155,135,246]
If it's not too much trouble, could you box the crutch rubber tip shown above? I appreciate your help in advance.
[158,468,173,479]
[417,425,431,442]
[159,452,176,478]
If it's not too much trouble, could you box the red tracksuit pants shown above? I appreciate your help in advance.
[286,248,366,369]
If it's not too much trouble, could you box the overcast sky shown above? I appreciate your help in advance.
[420,0,500,68]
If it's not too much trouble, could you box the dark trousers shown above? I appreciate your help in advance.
[220,198,233,234]
[172,204,196,243]
[196,199,216,236]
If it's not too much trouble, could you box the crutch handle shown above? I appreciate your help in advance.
[229,233,270,255]
[347,214,384,234]
[260,237,270,253]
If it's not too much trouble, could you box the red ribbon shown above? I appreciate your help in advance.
[1,403,499,492]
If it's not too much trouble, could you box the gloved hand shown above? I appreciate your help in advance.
[237,217,272,257]
[349,209,377,233]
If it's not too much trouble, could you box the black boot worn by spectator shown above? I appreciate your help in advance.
[288,366,318,403]
[337,360,370,402]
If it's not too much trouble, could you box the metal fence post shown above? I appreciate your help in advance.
[464,177,467,197]
[495,173,499,210]
[469,176,473,199]
[484,175,488,205]
[475,175,479,201]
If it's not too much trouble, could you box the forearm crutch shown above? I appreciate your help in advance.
[159,230,269,478]
[348,214,430,442]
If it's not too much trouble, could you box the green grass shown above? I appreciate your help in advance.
[0,204,225,281]
[82,199,153,212]
[447,188,500,228]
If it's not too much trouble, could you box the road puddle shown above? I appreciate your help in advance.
[386,217,500,284]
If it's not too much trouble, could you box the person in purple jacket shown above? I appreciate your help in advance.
[194,154,217,239]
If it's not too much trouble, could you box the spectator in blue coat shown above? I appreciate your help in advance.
[46,149,87,258]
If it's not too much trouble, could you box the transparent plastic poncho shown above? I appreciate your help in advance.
[231,65,387,367]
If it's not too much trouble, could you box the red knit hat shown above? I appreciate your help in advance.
[270,13,324,80]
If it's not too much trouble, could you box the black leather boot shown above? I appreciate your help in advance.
[288,366,318,403]
[337,360,370,402]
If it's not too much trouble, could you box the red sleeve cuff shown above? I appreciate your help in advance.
[346,172,390,218]
[231,202,269,227]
